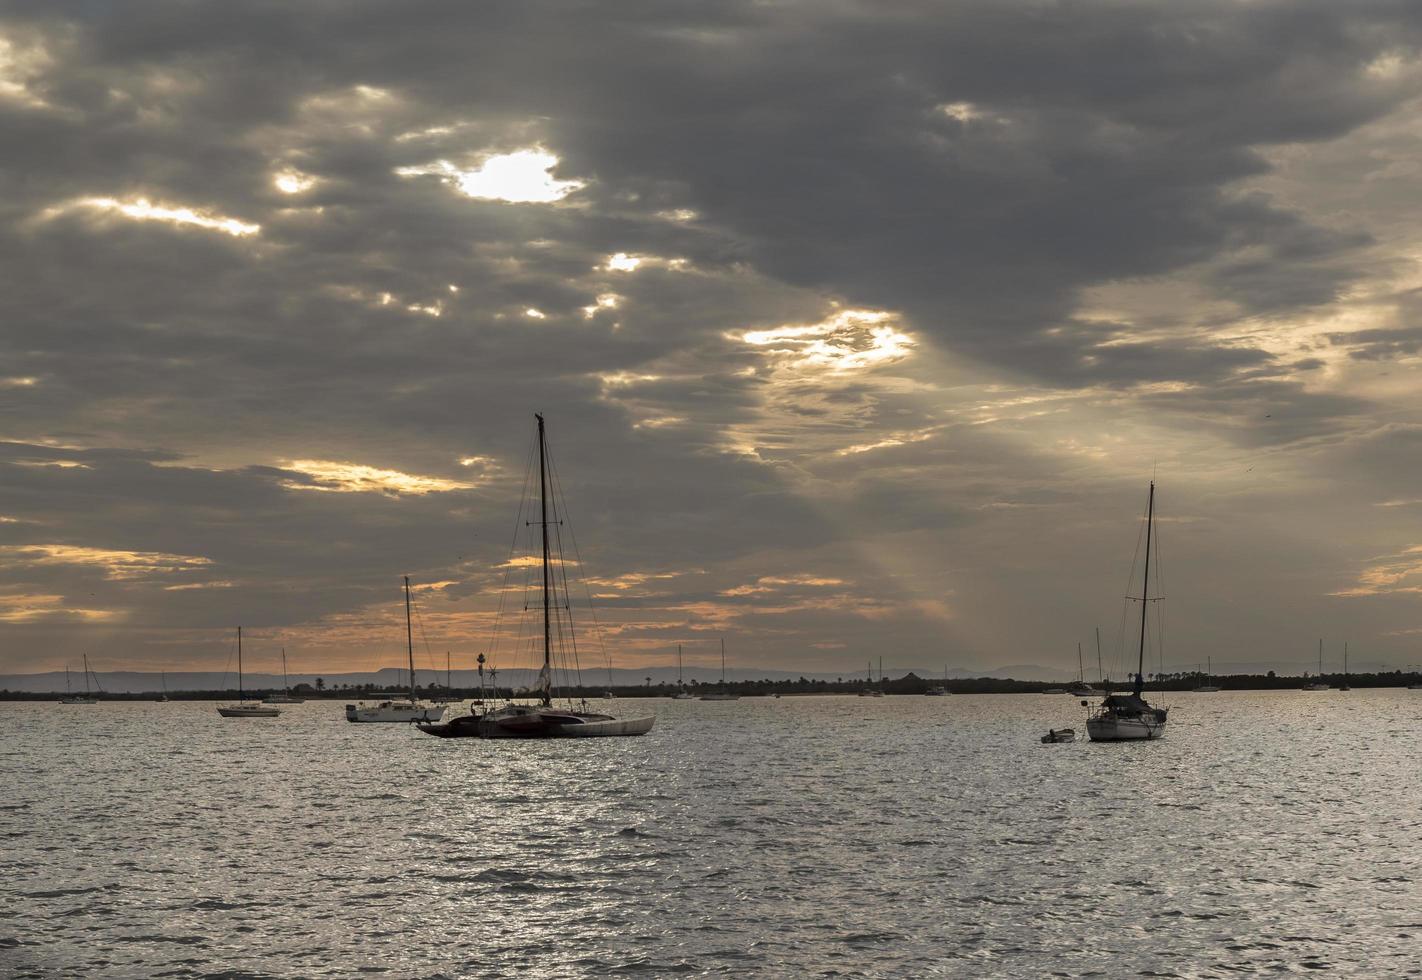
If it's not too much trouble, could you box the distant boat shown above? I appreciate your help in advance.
[1067,643,1094,697]
[156,669,170,702]
[263,648,305,703]
[59,657,100,704]
[1086,482,1169,742]
[1041,728,1076,743]
[1194,656,1221,692]
[1042,687,1068,695]
[1302,639,1330,691]
[432,651,462,704]
[673,644,695,699]
[925,662,950,695]
[346,578,446,723]
[857,658,884,697]
[1339,642,1351,691]
[218,627,281,718]
[699,639,739,700]
[418,414,653,738]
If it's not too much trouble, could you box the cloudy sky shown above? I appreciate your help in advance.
[5,0,1422,680]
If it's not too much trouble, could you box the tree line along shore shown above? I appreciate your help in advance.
[4,668,1421,700]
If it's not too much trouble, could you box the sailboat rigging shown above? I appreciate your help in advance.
[1085,482,1170,742]
[673,644,694,699]
[419,413,654,738]
[218,627,281,717]
[1194,656,1221,692]
[1303,639,1330,691]
[1068,643,1094,696]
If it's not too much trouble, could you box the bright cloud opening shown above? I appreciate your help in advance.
[395,148,585,203]
[738,309,915,373]
[273,169,317,194]
[41,197,260,236]
[280,459,477,495]
[1,544,212,580]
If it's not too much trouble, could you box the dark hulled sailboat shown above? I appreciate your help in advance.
[419,414,654,739]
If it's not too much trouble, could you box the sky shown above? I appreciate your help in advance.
[5,1,1422,680]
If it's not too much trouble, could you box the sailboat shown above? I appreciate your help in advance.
[418,413,654,738]
[59,657,100,704]
[858,659,885,696]
[345,578,447,723]
[218,627,281,717]
[263,648,305,703]
[1303,640,1330,691]
[1339,642,1351,691]
[433,651,462,704]
[1068,643,1094,697]
[1086,482,1169,742]
[1194,656,1221,692]
[156,670,170,702]
[925,663,949,696]
[673,644,695,699]
[700,639,739,700]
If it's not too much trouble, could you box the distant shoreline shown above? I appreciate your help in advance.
[3,670,1418,700]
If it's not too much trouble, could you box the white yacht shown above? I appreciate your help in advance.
[1087,482,1169,742]
[218,627,281,718]
[345,578,446,723]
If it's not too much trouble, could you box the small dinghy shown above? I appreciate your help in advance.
[1041,728,1076,743]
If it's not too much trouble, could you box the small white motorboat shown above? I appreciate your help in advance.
[1041,728,1076,743]
[218,628,282,719]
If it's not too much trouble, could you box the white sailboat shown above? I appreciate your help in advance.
[418,414,653,738]
[1067,643,1094,697]
[673,644,695,698]
[700,639,739,700]
[345,578,447,723]
[432,651,462,704]
[1302,640,1330,691]
[1086,482,1169,742]
[925,662,949,695]
[858,659,885,696]
[218,627,281,718]
[263,648,305,703]
[1194,656,1221,692]
[59,657,100,704]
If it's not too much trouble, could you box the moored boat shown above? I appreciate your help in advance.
[417,414,652,739]
[1086,482,1169,742]
[1041,728,1076,743]
[346,578,446,723]
[218,627,281,718]
[59,657,101,704]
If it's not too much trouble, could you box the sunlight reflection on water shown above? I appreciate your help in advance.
[2,692,1421,977]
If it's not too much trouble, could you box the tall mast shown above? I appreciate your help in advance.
[1096,626,1104,687]
[721,638,726,684]
[281,648,289,693]
[65,664,71,694]
[678,644,683,686]
[537,413,552,708]
[1078,642,1084,684]
[1318,638,1322,676]
[405,576,415,702]
[446,651,451,691]
[1135,482,1154,698]
[237,627,243,700]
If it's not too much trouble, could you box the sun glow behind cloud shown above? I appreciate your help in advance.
[739,309,915,373]
[396,148,585,203]
[1,544,212,580]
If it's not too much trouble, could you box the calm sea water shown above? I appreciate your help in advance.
[2,692,1420,978]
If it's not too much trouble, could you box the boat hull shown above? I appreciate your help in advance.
[218,705,281,718]
[345,702,446,723]
[1086,716,1165,741]
[1041,729,1076,743]
[418,707,655,738]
